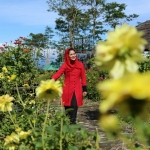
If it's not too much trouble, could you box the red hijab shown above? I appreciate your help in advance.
[64,47,80,70]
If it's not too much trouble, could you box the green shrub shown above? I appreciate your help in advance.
[139,52,150,73]
[86,68,108,101]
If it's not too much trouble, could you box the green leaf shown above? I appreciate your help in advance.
[24,109,33,115]
[46,126,56,134]
[69,124,82,129]
[62,125,68,133]
[68,145,78,150]
[35,142,43,149]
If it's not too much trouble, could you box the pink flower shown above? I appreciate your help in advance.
[22,37,26,40]
[105,76,109,79]
[99,77,103,81]
[14,40,21,45]
[0,47,3,50]
[23,49,29,53]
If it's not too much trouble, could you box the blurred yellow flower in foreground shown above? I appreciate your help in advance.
[97,72,150,119]
[0,94,14,112]
[36,79,62,100]
[2,66,8,73]
[99,114,119,132]
[95,24,147,79]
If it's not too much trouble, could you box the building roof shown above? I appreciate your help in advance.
[136,20,150,49]
[42,62,63,71]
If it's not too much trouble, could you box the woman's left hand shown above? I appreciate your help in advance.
[83,92,87,97]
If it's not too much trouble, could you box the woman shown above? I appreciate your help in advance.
[51,47,87,124]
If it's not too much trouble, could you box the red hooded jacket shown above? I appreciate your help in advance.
[51,48,87,106]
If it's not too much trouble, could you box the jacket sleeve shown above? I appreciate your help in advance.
[51,63,66,80]
[80,62,87,87]
[82,86,87,92]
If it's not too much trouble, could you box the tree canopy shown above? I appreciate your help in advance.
[46,0,139,47]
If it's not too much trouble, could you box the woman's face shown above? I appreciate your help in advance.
[69,50,76,61]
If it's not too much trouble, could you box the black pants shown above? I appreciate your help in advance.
[65,93,78,124]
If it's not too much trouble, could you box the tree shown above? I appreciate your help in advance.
[83,0,107,40]
[44,26,55,48]
[103,2,139,28]
[25,33,48,48]
[47,0,87,46]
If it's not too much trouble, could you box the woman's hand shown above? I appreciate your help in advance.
[83,92,87,97]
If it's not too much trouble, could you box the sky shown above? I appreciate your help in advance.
[0,0,58,45]
[0,0,150,45]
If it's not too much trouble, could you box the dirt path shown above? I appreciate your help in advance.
[77,100,128,150]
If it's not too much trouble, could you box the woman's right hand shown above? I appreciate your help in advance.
[83,92,87,97]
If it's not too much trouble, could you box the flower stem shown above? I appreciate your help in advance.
[28,119,36,135]
[59,118,63,150]
[95,128,100,150]
[8,111,16,128]
[42,100,50,149]
[15,83,25,108]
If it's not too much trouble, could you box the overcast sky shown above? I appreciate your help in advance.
[0,0,150,45]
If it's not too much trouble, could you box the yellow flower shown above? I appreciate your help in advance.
[15,128,22,133]
[4,130,31,147]
[0,94,14,112]
[2,66,8,73]
[19,130,31,140]
[29,93,35,97]
[7,76,10,79]
[95,24,147,79]
[4,132,19,145]
[0,73,5,79]
[36,79,62,100]
[29,100,35,104]
[10,74,16,81]
[7,76,11,82]
[32,119,36,124]
[23,84,30,88]
[98,72,150,119]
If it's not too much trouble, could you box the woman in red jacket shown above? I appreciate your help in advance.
[51,47,87,124]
